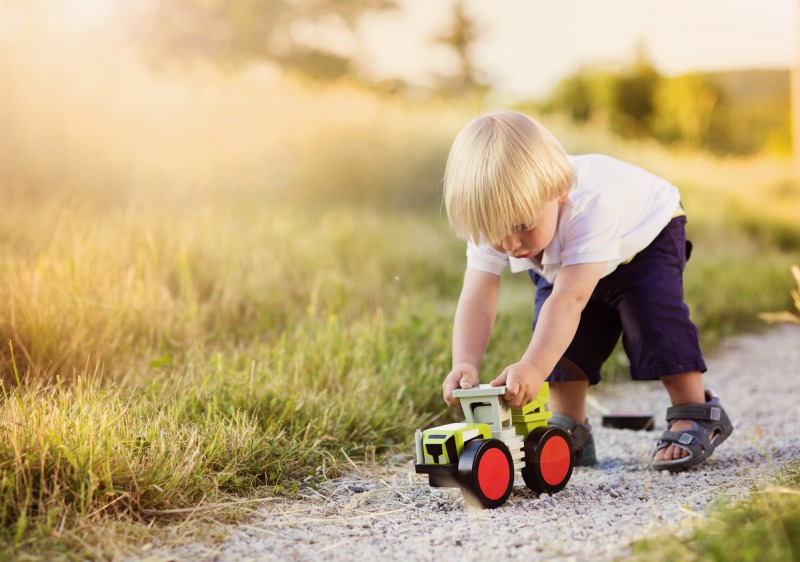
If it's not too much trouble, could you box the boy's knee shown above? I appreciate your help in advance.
[554,358,591,382]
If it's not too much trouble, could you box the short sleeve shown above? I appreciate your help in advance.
[466,242,508,276]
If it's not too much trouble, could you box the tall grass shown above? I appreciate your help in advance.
[1,200,463,381]
[1,9,800,557]
[0,301,451,544]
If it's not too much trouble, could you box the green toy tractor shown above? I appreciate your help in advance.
[414,383,573,508]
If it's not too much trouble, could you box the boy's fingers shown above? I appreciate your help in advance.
[443,375,467,409]
[444,393,461,410]
[503,378,520,404]
[460,379,473,389]
[506,382,519,397]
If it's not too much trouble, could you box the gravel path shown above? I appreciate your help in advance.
[152,324,800,562]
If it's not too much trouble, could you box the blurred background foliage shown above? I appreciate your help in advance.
[537,52,790,156]
[142,0,397,79]
[135,0,791,156]
[0,0,798,405]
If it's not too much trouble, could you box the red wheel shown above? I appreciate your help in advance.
[522,426,574,494]
[457,439,514,509]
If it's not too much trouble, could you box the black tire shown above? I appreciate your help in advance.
[522,426,574,495]
[457,438,514,509]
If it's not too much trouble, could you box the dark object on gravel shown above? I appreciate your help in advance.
[602,413,655,431]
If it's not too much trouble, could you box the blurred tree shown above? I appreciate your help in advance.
[144,0,396,80]
[607,45,661,136]
[540,49,662,137]
[651,74,719,149]
[546,72,594,122]
[541,68,619,125]
[539,51,788,155]
[433,1,487,96]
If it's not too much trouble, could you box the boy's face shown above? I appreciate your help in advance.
[491,196,563,260]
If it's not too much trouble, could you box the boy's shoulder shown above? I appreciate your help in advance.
[568,154,669,187]
[569,153,643,171]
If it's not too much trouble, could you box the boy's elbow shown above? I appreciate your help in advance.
[552,263,605,313]
[564,295,590,319]
[572,291,593,310]
[550,290,592,317]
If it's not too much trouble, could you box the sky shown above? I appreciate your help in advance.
[359,0,797,99]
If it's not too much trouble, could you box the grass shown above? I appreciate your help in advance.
[629,464,800,562]
[2,12,800,558]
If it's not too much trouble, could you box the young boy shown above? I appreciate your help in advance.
[440,110,732,471]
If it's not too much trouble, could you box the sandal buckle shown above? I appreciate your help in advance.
[678,433,693,445]
[709,407,721,421]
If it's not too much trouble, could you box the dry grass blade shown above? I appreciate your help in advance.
[759,264,800,325]
[140,498,281,515]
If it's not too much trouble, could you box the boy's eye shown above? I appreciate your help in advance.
[515,223,530,232]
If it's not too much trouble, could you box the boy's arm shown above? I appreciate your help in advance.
[490,261,607,409]
[442,268,500,409]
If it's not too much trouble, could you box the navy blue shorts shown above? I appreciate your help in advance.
[530,215,706,385]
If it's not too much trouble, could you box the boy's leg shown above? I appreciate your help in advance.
[581,215,732,469]
[656,371,705,462]
[530,272,619,467]
[548,361,597,466]
[549,364,590,423]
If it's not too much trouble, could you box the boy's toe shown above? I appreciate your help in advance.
[653,442,691,463]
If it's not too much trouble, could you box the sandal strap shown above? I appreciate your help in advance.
[666,403,724,423]
[656,429,713,451]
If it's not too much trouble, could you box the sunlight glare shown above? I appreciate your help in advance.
[61,0,119,28]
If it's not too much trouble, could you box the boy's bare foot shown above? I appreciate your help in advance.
[657,372,704,463]
[651,419,693,462]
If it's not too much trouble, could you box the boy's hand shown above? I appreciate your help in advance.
[442,363,479,410]
[490,361,542,409]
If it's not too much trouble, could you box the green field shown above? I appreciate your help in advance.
[2,39,800,559]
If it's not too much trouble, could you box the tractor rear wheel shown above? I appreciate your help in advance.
[521,426,573,494]
[457,438,514,509]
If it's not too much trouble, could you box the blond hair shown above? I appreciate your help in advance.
[443,110,574,244]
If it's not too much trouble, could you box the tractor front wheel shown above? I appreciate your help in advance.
[457,438,514,509]
[521,426,573,495]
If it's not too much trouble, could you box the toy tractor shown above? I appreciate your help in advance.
[414,383,573,508]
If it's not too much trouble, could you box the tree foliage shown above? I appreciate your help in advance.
[609,51,661,136]
[144,0,396,79]
[540,53,789,155]
[433,1,487,96]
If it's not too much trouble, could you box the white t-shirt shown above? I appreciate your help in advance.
[466,154,681,283]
